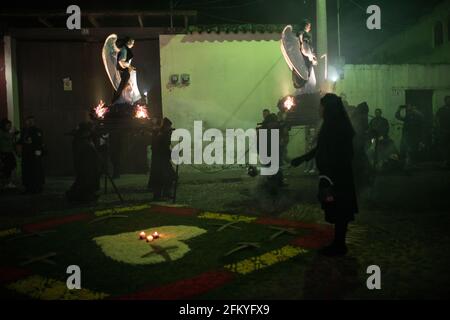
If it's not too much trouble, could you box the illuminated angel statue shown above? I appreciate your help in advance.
[102,34,141,105]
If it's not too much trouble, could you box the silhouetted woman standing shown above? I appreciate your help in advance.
[292,93,358,256]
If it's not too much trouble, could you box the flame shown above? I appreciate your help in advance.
[135,105,149,119]
[94,100,108,119]
[284,96,295,111]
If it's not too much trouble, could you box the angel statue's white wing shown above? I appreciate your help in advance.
[102,34,121,90]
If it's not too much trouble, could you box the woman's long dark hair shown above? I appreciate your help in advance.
[319,93,355,141]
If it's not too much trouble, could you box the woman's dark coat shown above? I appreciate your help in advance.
[303,126,359,223]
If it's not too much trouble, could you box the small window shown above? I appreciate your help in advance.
[434,21,444,47]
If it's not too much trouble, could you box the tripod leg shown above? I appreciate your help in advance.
[93,142,123,203]
[107,174,124,203]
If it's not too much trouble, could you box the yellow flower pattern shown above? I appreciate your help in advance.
[224,245,308,275]
[198,212,257,223]
[7,275,109,300]
[0,228,21,238]
[94,204,151,217]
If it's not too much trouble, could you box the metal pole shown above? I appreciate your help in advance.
[170,0,174,30]
[316,0,328,85]
[337,0,341,59]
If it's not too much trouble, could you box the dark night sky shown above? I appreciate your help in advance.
[1,0,444,62]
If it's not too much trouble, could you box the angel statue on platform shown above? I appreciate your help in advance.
[281,20,318,95]
[102,35,141,105]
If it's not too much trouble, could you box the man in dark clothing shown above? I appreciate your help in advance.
[369,109,390,168]
[66,122,101,202]
[435,96,450,168]
[257,109,284,191]
[148,118,176,201]
[369,109,390,140]
[17,116,45,194]
[395,104,425,167]
[259,109,271,126]
[257,109,279,156]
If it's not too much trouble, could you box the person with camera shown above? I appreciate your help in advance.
[291,94,358,256]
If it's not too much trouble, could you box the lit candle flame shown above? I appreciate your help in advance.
[135,105,149,119]
[284,96,295,111]
[94,100,108,119]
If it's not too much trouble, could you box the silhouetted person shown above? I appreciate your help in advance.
[256,109,278,156]
[292,94,358,256]
[351,102,372,191]
[0,119,17,189]
[257,109,284,191]
[435,96,450,168]
[257,109,272,128]
[369,109,389,140]
[149,118,176,200]
[17,116,45,194]
[369,109,390,168]
[66,122,101,202]
[395,104,425,168]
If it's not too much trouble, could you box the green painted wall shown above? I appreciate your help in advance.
[160,33,307,160]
